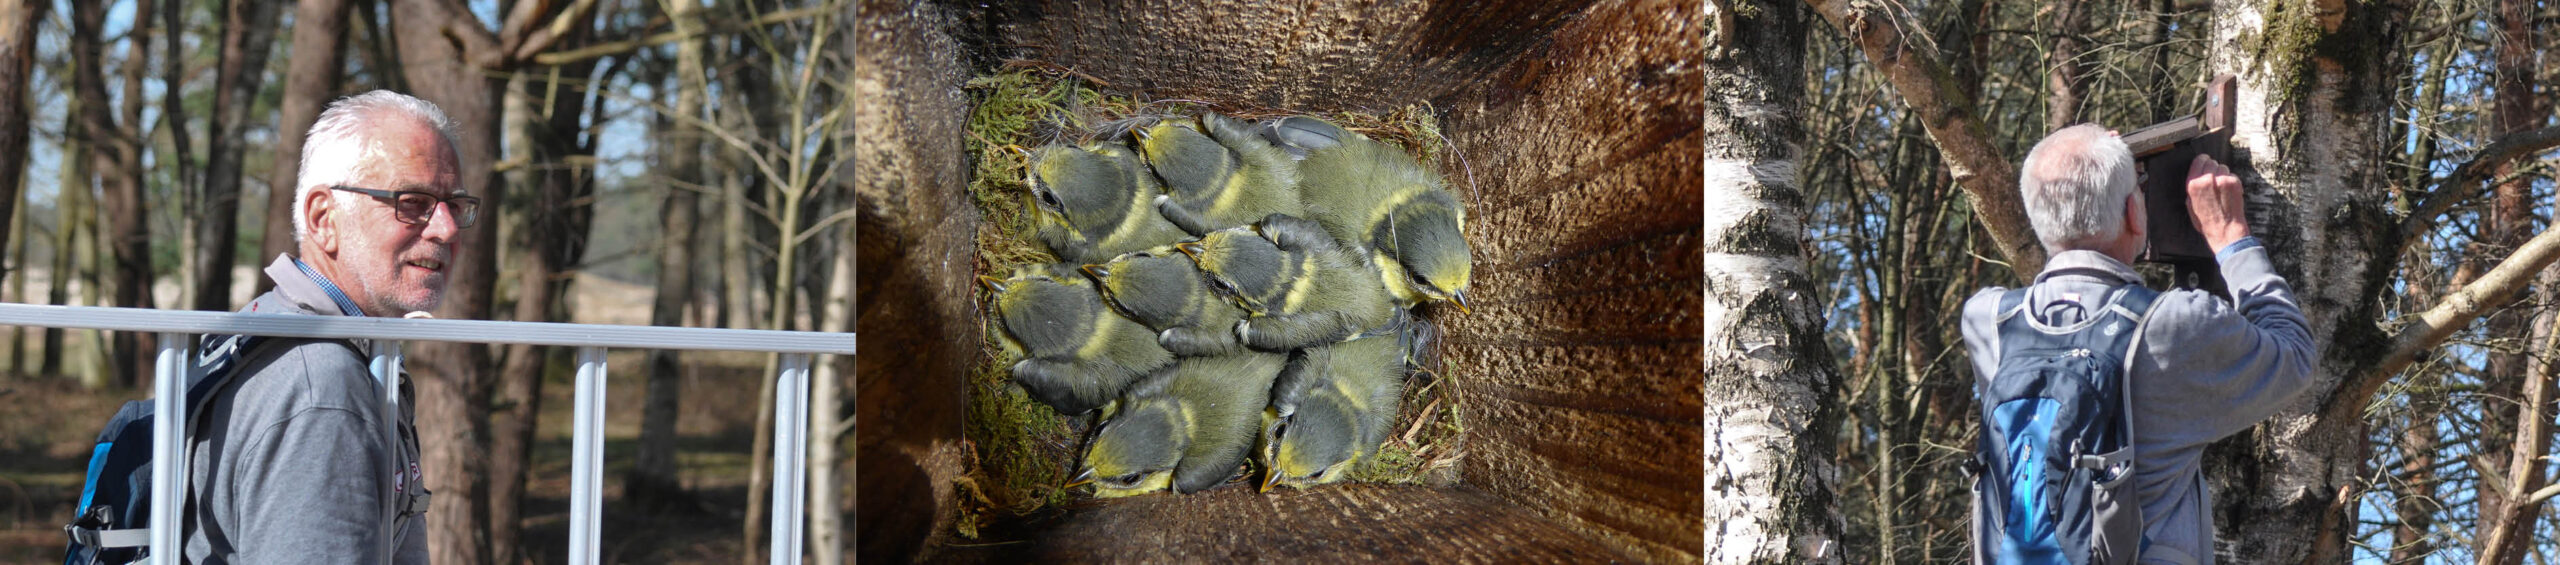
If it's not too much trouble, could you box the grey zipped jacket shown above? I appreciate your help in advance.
[182,254,429,564]
[1961,240,2318,565]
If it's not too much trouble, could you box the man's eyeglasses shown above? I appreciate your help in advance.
[330,185,481,229]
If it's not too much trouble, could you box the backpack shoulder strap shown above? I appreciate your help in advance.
[1993,287,2030,323]
[2107,284,2162,324]
[185,335,364,415]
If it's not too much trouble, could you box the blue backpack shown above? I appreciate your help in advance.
[59,334,353,565]
[1970,284,2156,565]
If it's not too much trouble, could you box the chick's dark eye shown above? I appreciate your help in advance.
[1036,189,1061,209]
[1114,472,1144,485]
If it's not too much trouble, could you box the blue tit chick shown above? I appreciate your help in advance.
[1024,143,1193,265]
[1081,247,1249,356]
[981,263,1174,415]
[1175,214,1398,352]
[1076,349,1289,497]
[1135,113,1302,236]
[1259,327,1410,491]
[1294,132,1476,312]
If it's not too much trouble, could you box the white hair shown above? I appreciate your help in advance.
[291,90,459,243]
[2019,124,2138,253]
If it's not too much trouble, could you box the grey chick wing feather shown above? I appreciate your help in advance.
[1259,115,1360,160]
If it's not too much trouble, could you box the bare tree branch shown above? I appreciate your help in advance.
[532,6,827,66]
[509,0,603,62]
[1806,0,2047,276]
[2324,224,2560,423]
[2397,124,2560,252]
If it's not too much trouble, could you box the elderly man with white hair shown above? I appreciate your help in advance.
[181,90,470,564]
[1958,124,2316,565]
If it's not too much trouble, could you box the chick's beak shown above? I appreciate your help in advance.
[1449,289,1473,314]
[1174,242,1204,260]
[1065,468,1094,490]
[1260,468,1282,493]
[1080,264,1110,280]
[976,275,1007,293]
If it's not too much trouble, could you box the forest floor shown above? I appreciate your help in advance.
[0,275,831,564]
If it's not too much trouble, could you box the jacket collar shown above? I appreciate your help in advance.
[261,253,368,318]
[2034,250,2144,286]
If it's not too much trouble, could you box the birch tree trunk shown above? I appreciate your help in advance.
[2198,1,2409,561]
[1704,2,1842,563]
[809,223,853,565]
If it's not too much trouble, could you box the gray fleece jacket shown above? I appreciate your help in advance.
[182,254,429,564]
[1961,239,2318,565]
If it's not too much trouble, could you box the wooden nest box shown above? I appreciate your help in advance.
[855,1,1703,562]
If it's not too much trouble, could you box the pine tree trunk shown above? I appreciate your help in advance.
[387,2,506,562]
[2042,0,2093,130]
[71,0,154,388]
[42,86,80,377]
[1705,2,1842,563]
[629,0,712,510]
[258,0,350,292]
[0,0,43,299]
[194,0,282,312]
[489,33,602,562]
[161,0,193,311]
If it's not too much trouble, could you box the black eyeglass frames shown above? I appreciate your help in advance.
[329,185,481,229]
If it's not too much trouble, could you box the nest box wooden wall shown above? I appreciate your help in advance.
[856,1,1702,562]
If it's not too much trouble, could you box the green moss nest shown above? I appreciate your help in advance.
[955,65,1470,535]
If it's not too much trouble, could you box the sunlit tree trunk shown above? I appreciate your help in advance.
[489,21,604,561]
[258,0,351,293]
[2200,1,2410,560]
[2470,0,2550,561]
[389,3,503,563]
[71,0,155,388]
[194,0,282,311]
[0,0,43,300]
[809,223,852,565]
[2042,0,2092,130]
[1705,2,1843,563]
